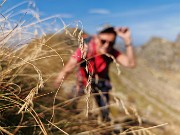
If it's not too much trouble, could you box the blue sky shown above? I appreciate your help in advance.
[1,0,180,46]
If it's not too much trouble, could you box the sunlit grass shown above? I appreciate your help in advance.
[0,1,168,135]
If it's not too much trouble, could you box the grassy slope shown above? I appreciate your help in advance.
[110,57,180,135]
[1,31,179,134]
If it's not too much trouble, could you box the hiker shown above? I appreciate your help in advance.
[54,26,136,122]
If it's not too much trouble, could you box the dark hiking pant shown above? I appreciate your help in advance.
[70,80,112,122]
[91,80,112,122]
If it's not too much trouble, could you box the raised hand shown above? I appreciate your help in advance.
[115,27,132,45]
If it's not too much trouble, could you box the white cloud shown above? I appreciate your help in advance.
[89,9,110,15]
[58,13,73,18]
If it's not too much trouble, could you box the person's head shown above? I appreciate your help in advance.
[95,26,117,54]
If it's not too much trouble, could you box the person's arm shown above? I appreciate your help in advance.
[54,57,78,88]
[115,27,136,68]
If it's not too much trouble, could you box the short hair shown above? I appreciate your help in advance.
[98,26,117,36]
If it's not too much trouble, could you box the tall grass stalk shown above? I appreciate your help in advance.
[0,1,167,135]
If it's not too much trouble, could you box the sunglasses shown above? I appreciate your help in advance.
[100,39,115,46]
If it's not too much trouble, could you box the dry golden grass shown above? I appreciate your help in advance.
[0,1,168,135]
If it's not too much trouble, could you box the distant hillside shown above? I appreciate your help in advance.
[112,34,180,135]
[14,27,83,89]
[137,36,180,71]
[175,33,180,43]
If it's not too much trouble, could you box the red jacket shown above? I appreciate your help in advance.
[72,38,121,86]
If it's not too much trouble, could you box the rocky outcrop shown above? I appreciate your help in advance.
[137,36,180,71]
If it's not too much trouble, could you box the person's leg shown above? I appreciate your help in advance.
[68,83,84,111]
[93,86,111,122]
[101,88,111,122]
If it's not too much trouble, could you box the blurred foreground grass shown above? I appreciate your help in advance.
[0,1,175,135]
[0,30,170,135]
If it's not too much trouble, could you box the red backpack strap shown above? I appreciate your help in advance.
[86,37,96,58]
